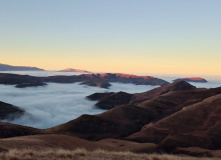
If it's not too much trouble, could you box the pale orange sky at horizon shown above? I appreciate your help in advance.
[1,53,220,77]
[1,1,221,77]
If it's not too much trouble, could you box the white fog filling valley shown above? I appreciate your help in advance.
[1,71,221,129]
[0,82,159,129]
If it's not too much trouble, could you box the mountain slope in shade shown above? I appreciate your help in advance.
[87,81,197,109]
[0,122,40,138]
[130,81,197,104]
[93,92,133,110]
[127,94,221,151]
[173,77,208,83]
[0,101,25,120]
[0,63,44,71]
[59,68,91,73]
[43,105,156,140]
[44,82,202,140]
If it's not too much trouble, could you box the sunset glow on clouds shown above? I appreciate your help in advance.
[0,0,221,75]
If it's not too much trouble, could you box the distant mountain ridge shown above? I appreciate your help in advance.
[173,77,208,83]
[0,72,169,89]
[0,63,44,71]
[59,68,91,73]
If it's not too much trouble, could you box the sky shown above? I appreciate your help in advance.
[0,0,221,75]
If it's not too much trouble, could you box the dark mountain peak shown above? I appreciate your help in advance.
[166,80,196,90]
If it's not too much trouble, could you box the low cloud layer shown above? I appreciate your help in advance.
[0,71,221,129]
[0,81,158,129]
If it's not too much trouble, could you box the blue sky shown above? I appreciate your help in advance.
[0,0,221,75]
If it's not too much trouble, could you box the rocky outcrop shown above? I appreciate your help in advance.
[173,77,208,83]
[0,63,44,71]
[0,101,25,120]
[15,82,47,88]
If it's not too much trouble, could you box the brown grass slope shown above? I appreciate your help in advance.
[86,81,197,110]
[135,86,221,122]
[0,122,40,138]
[0,134,156,153]
[1,148,219,160]
[43,105,156,140]
[127,94,221,151]
[130,81,197,104]
[45,82,219,141]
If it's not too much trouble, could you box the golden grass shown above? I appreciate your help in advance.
[0,148,219,160]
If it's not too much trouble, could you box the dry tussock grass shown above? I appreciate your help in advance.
[0,148,219,160]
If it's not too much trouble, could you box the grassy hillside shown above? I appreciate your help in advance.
[0,148,219,160]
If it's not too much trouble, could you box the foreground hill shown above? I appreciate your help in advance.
[1,148,215,160]
[0,134,156,153]
[0,63,44,71]
[127,94,221,151]
[44,105,155,140]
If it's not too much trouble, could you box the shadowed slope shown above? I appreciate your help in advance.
[136,87,221,121]
[44,105,156,140]
[87,81,196,109]
[127,94,221,151]
[130,81,197,104]
[0,122,40,138]
[87,92,115,101]
[45,81,204,140]
[94,92,133,109]
[0,101,24,120]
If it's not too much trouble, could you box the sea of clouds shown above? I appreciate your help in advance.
[0,71,221,129]
[0,71,159,129]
